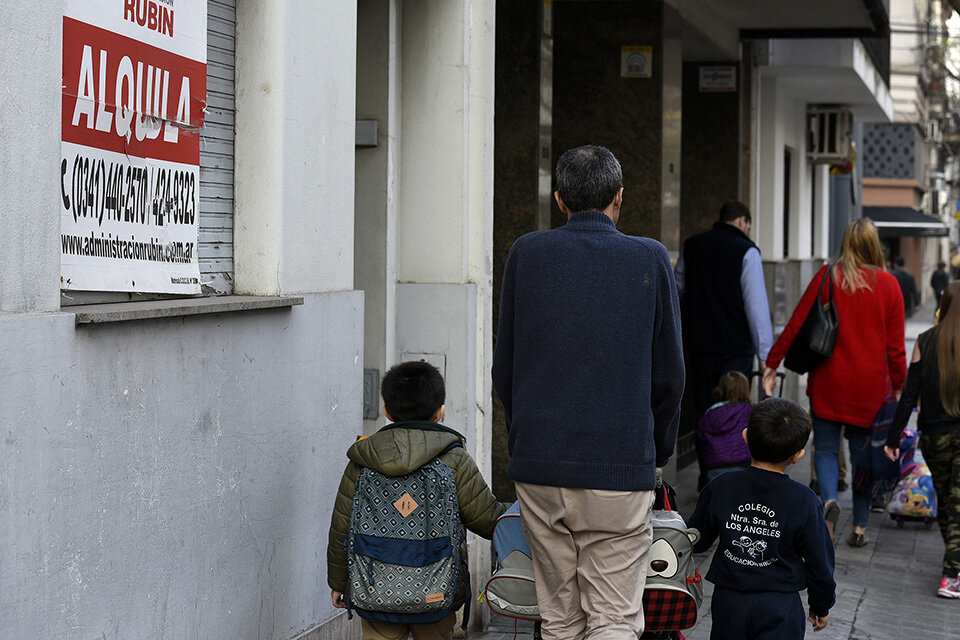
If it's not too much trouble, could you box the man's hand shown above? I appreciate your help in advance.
[884,445,899,463]
[808,612,829,631]
[761,365,778,397]
[331,590,346,609]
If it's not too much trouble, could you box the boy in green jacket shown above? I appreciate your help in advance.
[327,361,508,640]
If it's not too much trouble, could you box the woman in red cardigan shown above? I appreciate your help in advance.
[763,218,906,546]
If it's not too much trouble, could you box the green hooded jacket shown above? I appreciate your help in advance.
[327,421,508,609]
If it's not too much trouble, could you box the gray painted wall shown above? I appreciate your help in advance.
[0,1,61,312]
[0,292,363,639]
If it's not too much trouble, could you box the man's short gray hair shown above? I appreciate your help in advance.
[555,145,623,214]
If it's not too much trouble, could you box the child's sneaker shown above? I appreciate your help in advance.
[937,575,960,598]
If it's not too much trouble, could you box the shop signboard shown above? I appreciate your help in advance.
[621,46,653,78]
[61,0,206,293]
[698,65,737,92]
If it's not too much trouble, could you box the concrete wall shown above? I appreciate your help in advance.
[0,1,367,638]
[754,74,816,259]
[355,0,401,433]
[392,2,497,627]
[0,1,61,312]
[234,0,357,295]
[551,1,664,237]
[0,293,364,639]
[679,61,740,241]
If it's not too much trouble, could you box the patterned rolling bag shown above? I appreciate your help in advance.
[888,429,937,528]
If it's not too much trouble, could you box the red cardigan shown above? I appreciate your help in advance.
[766,265,906,428]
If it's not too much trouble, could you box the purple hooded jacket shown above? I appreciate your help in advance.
[697,402,752,469]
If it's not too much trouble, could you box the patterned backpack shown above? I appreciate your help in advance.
[345,443,467,625]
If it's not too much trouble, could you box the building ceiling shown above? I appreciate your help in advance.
[716,0,879,33]
[665,0,889,62]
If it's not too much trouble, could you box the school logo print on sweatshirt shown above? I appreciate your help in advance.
[723,502,780,568]
[732,536,767,560]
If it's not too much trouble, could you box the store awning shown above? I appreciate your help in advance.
[863,206,950,238]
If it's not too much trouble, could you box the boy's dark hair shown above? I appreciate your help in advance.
[381,361,446,421]
[746,398,811,463]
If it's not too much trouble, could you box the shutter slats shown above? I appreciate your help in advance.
[199,0,235,295]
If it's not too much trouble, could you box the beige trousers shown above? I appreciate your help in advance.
[360,612,457,640]
[515,482,655,640]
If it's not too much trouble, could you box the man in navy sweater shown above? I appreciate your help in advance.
[492,145,684,639]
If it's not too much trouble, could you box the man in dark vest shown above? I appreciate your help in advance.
[676,201,773,486]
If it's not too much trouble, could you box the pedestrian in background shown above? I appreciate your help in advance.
[891,256,920,319]
[676,201,774,489]
[697,370,753,481]
[931,261,950,312]
[764,218,906,546]
[493,144,684,639]
[885,281,960,598]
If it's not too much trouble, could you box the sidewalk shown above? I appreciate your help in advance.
[474,298,953,639]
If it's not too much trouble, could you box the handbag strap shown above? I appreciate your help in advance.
[816,265,833,306]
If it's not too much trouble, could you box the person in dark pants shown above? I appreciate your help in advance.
[885,282,960,598]
[676,202,774,488]
[687,399,836,639]
[931,261,950,312]
[891,256,920,319]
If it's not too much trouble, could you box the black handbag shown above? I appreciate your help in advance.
[784,267,838,374]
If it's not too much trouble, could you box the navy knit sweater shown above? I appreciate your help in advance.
[492,211,684,491]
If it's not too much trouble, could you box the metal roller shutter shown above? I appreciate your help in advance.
[200,0,236,295]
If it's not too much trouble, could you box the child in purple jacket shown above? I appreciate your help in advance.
[698,371,752,481]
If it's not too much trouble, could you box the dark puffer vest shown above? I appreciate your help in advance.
[682,222,758,356]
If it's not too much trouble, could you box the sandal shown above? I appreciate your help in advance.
[823,500,840,524]
[847,532,868,548]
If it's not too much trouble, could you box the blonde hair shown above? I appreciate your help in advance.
[832,218,885,295]
[712,370,751,404]
[937,282,960,417]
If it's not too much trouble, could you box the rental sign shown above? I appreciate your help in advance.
[61,0,206,294]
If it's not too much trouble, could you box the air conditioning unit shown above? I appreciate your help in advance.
[807,107,853,164]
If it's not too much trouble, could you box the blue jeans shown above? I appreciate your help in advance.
[812,415,870,528]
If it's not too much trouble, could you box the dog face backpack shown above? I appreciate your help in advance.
[484,486,703,633]
[642,488,703,632]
